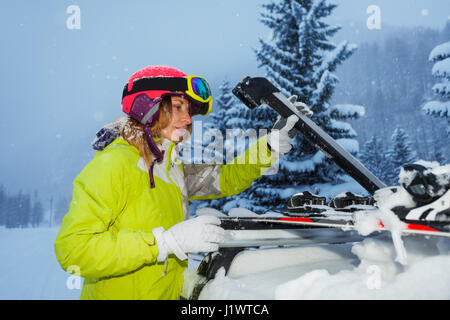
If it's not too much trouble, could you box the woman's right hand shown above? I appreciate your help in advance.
[152,215,225,262]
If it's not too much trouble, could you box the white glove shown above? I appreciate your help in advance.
[268,114,299,155]
[268,95,312,155]
[152,215,225,262]
[288,95,313,118]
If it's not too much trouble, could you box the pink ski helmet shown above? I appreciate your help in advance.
[122,65,212,123]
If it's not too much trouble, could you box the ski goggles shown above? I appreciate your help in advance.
[122,75,212,116]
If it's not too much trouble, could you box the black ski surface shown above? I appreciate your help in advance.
[232,76,387,194]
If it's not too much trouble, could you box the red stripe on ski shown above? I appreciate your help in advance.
[406,223,438,232]
[378,221,437,232]
[279,217,314,223]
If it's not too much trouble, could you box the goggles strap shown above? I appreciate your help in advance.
[123,77,188,99]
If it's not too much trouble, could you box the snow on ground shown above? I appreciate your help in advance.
[0,226,80,299]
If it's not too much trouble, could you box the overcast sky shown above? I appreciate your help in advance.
[0,0,449,201]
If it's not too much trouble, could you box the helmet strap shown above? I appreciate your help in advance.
[144,123,164,188]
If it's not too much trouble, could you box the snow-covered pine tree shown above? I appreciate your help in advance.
[240,0,361,212]
[423,39,450,137]
[0,185,5,226]
[194,79,258,213]
[180,80,236,166]
[359,134,389,184]
[433,147,447,165]
[201,80,233,166]
[385,127,417,185]
[30,192,45,228]
[209,80,234,134]
[5,192,20,228]
[17,193,31,228]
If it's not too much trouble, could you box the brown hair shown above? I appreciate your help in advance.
[109,96,193,169]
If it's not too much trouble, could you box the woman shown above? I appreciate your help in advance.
[54,65,303,300]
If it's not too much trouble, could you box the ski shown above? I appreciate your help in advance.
[219,214,450,242]
[220,222,367,248]
[232,76,387,195]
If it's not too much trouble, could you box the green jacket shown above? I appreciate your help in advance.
[54,135,277,299]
